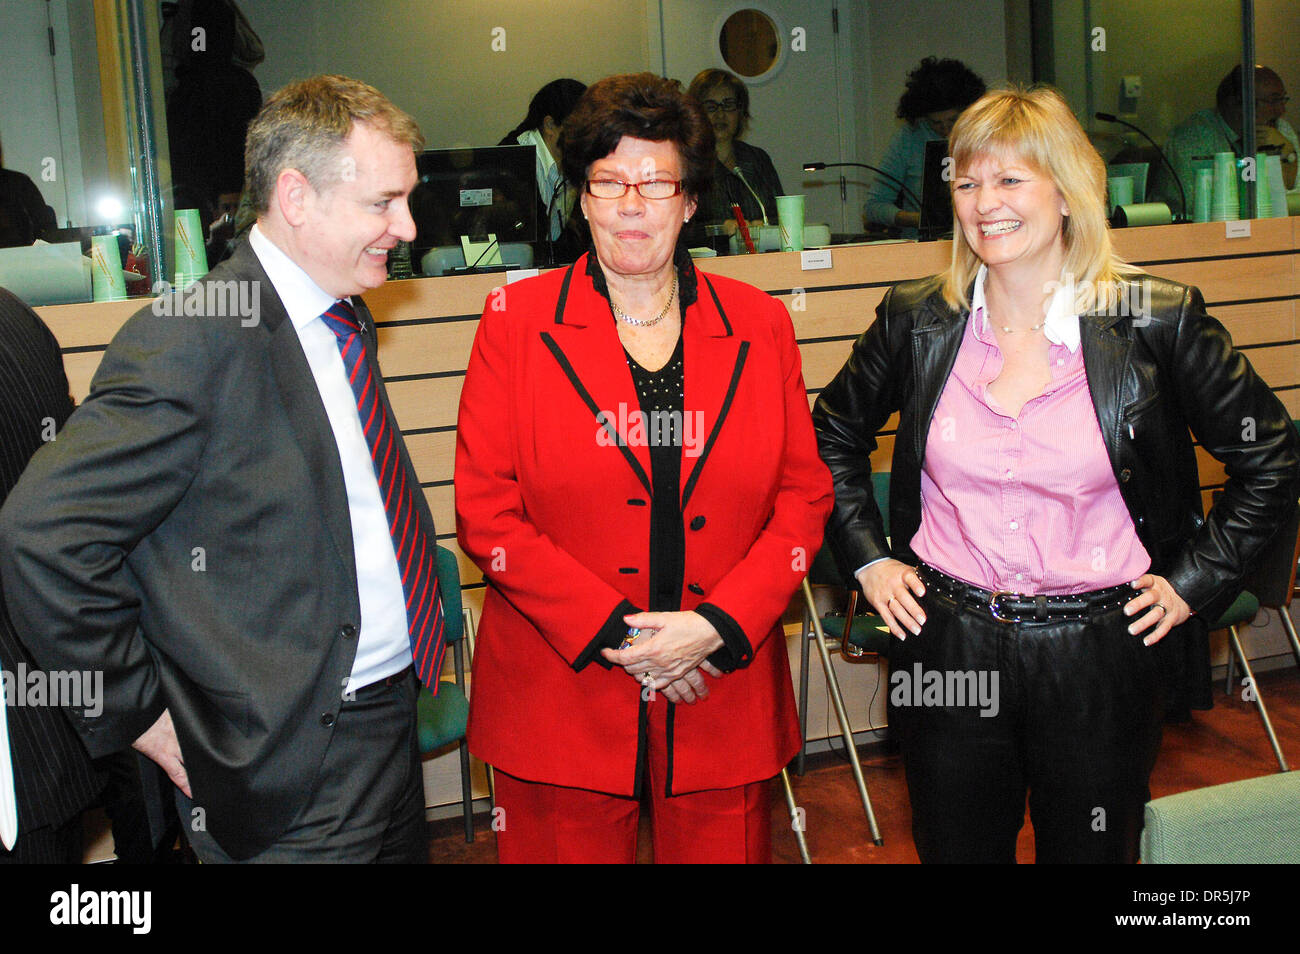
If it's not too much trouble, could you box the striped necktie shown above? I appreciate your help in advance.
[319,299,446,692]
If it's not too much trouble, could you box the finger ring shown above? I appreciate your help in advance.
[1154,602,1167,616]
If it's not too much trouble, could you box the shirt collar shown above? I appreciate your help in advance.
[973,263,1081,353]
[248,224,344,332]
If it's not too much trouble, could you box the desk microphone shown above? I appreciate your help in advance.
[1094,113,1187,221]
[804,161,922,211]
[730,166,769,225]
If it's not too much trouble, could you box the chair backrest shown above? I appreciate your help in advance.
[808,470,891,588]
[435,545,466,643]
[1242,500,1300,608]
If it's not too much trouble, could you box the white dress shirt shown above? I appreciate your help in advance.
[248,226,413,693]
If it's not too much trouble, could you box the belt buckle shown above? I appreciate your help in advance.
[988,590,1020,623]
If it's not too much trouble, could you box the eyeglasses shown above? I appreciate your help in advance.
[585,179,684,200]
[1257,95,1290,106]
[700,98,740,115]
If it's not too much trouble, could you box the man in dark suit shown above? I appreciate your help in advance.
[0,288,102,864]
[0,75,444,862]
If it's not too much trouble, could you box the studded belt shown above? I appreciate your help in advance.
[917,564,1137,623]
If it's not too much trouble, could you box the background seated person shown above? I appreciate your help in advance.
[1152,65,1297,219]
[686,68,783,242]
[864,57,985,239]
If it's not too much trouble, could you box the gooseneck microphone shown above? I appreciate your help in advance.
[730,166,769,225]
[1095,113,1187,221]
[804,161,922,211]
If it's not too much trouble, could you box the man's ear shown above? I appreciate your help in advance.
[275,168,314,227]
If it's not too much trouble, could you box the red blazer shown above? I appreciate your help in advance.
[456,255,833,795]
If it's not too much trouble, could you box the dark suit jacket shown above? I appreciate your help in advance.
[0,288,102,838]
[0,243,436,859]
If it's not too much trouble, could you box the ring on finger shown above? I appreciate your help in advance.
[1153,602,1167,617]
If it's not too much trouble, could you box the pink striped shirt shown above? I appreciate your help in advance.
[910,272,1151,594]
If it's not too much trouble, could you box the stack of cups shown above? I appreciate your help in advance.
[1192,168,1214,223]
[1210,152,1240,222]
[1262,154,1289,218]
[90,234,128,302]
[174,209,210,289]
[1254,154,1273,218]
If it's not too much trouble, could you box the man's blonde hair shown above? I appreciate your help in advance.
[940,84,1137,314]
[244,74,424,214]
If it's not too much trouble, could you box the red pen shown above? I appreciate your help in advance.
[731,204,756,254]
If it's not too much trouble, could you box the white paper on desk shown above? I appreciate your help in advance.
[0,242,91,306]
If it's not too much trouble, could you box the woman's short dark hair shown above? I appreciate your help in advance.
[896,57,987,122]
[688,68,751,137]
[504,78,587,141]
[560,72,715,198]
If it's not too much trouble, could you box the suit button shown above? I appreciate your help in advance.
[339,624,357,639]
[690,515,706,531]
[688,583,705,596]
[320,713,336,727]
[1119,468,1132,482]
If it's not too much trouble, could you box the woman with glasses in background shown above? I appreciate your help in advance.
[456,72,831,863]
[687,68,785,242]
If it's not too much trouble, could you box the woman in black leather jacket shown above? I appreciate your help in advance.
[813,86,1300,863]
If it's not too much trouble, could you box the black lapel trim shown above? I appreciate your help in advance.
[539,331,652,493]
[633,694,649,799]
[700,273,733,336]
[664,701,676,797]
[681,341,749,508]
[552,263,576,324]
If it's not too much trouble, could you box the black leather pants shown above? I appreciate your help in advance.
[888,582,1164,863]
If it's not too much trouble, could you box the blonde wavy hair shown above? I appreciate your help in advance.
[940,85,1138,314]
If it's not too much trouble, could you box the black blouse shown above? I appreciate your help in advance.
[573,246,751,673]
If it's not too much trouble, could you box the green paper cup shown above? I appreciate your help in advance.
[775,194,806,251]
[90,234,127,302]
[1107,176,1134,215]
[1193,168,1213,223]
[174,208,209,288]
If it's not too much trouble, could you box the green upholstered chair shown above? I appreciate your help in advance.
[416,546,481,841]
[1141,772,1300,863]
[1212,480,1300,773]
[791,471,892,850]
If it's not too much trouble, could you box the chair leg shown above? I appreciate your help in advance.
[801,580,884,845]
[797,609,812,776]
[459,741,474,843]
[1224,640,1236,696]
[780,768,812,864]
[1228,625,1291,772]
[1279,606,1300,669]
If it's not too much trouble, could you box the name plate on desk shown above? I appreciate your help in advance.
[800,249,833,270]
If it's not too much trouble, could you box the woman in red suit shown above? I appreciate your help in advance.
[455,73,832,864]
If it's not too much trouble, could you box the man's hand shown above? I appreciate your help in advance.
[132,709,191,797]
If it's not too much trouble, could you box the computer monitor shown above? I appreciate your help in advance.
[410,145,537,273]
[918,139,953,242]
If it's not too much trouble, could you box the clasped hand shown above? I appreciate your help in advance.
[601,610,725,704]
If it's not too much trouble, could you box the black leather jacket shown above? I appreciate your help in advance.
[813,274,1300,624]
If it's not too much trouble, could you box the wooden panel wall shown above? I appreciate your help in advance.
[34,219,1300,621]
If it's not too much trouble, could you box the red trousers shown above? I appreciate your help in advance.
[494,703,772,863]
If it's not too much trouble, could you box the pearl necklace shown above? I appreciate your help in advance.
[612,274,677,328]
[998,319,1046,334]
